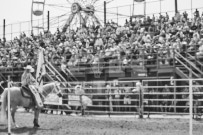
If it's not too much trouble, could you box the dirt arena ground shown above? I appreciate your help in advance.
[0,111,203,135]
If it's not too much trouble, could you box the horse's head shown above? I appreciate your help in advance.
[53,82,63,98]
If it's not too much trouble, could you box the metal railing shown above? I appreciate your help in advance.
[42,79,203,117]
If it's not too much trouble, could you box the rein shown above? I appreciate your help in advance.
[42,83,60,97]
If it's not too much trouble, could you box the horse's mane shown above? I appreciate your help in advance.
[42,83,55,92]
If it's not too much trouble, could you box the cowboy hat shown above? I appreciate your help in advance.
[75,85,82,90]
[24,65,35,72]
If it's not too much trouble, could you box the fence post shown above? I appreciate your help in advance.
[7,76,11,135]
[108,86,112,117]
[137,82,143,118]
[189,79,193,135]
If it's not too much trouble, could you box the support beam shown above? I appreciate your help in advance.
[3,19,5,40]
[175,0,178,13]
[189,79,193,135]
[7,76,11,135]
[117,7,118,24]
[160,0,162,14]
[191,0,193,18]
[144,1,146,19]
[132,0,135,16]
[47,11,50,31]
[104,1,106,26]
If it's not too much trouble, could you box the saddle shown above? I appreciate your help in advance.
[21,86,33,99]
[21,86,44,109]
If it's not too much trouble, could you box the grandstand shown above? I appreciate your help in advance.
[0,0,203,117]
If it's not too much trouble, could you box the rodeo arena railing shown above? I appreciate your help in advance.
[42,80,143,116]
[37,79,203,117]
[1,78,203,134]
[42,78,203,135]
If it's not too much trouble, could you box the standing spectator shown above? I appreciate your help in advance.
[183,11,188,20]
[114,84,121,112]
[194,9,200,20]
[123,85,131,112]
[166,12,169,22]
[104,84,113,112]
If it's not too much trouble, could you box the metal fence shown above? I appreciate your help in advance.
[43,80,143,117]
[1,78,203,135]
[41,79,203,118]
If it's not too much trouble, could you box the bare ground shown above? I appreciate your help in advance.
[0,111,203,135]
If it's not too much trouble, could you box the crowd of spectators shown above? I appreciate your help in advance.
[1,9,203,72]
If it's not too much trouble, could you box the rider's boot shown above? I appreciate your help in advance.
[33,118,40,128]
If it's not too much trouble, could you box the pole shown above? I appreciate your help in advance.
[10,24,12,40]
[31,1,33,32]
[47,11,50,31]
[144,1,146,19]
[139,84,143,118]
[108,89,111,117]
[104,1,106,26]
[3,19,5,40]
[175,0,178,13]
[117,7,118,24]
[7,76,11,135]
[191,0,193,18]
[58,16,60,28]
[19,22,21,34]
[130,5,132,17]
[28,21,30,35]
[160,0,162,14]
[132,0,135,16]
[189,79,193,135]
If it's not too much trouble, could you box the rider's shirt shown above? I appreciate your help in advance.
[21,73,36,86]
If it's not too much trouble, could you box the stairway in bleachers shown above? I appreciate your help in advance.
[186,51,203,72]
[174,51,203,79]
[44,60,75,89]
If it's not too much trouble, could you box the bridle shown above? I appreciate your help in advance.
[53,82,62,95]
[42,82,61,97]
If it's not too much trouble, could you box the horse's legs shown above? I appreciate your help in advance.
[11,107,18,128]
[33,109,40,128]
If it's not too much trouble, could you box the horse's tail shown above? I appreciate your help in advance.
[1,88,8,122]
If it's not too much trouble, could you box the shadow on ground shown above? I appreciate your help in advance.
[0,126,54,135]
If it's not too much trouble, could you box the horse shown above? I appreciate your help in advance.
[42,86,93,116]
[0,82,62,128]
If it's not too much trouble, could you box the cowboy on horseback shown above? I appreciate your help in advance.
[21,65,43,109]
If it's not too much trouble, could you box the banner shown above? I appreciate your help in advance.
[134,0,145,2]
[36,48,46,92]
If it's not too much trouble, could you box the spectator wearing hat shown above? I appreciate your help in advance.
[74,84,85,96]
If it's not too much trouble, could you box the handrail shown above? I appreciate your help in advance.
[45,65,66,83]
[45,59,71,87]
[65,68,78,82]
[65,57,175,75]
[187,52,203,71]
[175,51,203,75]
[0,73,7,81]
[175,57,199,78]
[45,64,55,75]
